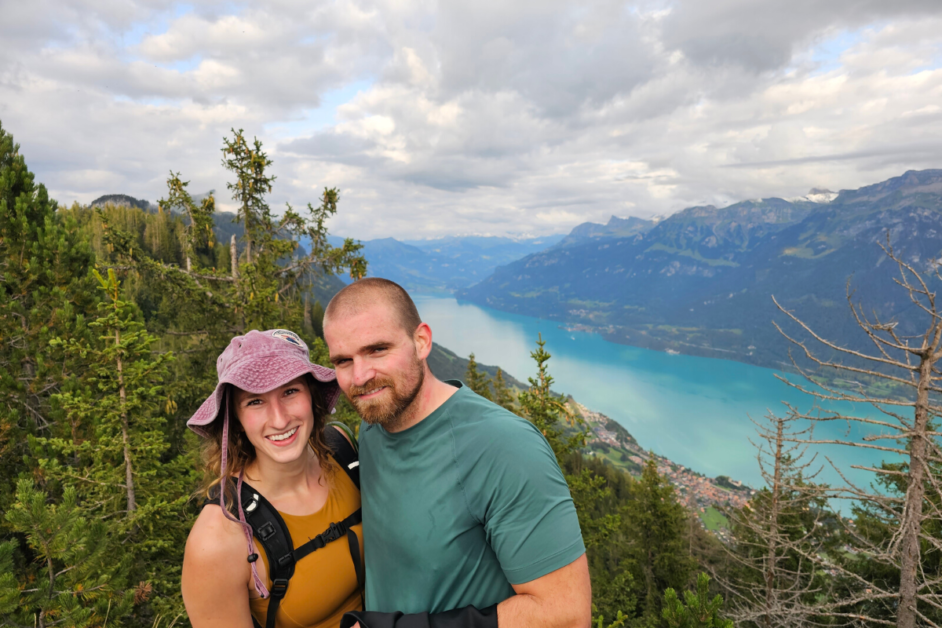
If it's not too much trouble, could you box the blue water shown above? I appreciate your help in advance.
[414,295,891,495]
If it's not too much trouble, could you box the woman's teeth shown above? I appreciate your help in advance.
[268,427,298,442]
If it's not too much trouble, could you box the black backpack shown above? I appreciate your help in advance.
[205,423,363,628]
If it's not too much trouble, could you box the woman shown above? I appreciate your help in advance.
[182,329,362,628]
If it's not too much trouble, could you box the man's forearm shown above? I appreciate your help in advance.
[496,555,592,628]
[497,592,589,628]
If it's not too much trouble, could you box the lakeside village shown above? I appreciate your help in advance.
[572,401,755,540]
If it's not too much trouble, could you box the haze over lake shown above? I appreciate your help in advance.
[414,294,888,493]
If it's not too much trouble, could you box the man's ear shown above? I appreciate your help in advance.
[413,322,433,360]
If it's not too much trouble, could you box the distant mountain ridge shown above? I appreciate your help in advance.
[555,215,656,248]
[329,233,566,292]
[458,169,942,369]
[90,194,153,211]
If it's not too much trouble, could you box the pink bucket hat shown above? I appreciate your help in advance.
[187,328,341,436]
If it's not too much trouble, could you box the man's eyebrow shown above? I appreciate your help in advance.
[330,342,390,363]
[328,352,348,364]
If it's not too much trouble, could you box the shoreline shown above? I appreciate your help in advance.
[571,400,756,538]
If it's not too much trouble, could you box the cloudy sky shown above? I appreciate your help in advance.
[2,0,941,239]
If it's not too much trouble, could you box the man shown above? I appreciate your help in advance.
[323,278,591,628]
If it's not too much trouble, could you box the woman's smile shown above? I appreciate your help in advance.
[265,425,300,446]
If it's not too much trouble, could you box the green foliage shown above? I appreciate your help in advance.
[491,367,516,411]
[516,337,617,547]
[517,334,585,458]
[662,574,732,628]
[0,539,19,616]
[3,480,135,627]
[0,120,99,509]
[158,171,216,270]
[829,458,942,624]
[466,353,493,400]
[12,269,195,623]
[624,461,697,624]
[222,128,275,263]
[595,609,629,628]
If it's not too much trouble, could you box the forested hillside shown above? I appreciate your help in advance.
[461,170,942,370]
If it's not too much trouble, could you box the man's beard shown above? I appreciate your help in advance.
[347,359,425,430]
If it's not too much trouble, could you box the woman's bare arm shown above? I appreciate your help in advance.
[182,505,259,628]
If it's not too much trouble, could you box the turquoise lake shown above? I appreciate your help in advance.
[413,294,890,495]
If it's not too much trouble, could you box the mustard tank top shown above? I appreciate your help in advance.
[249,456,363,628]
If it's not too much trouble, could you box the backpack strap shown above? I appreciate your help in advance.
[240,483,296,628]
[325,422,360,490]
[323,422,365,601]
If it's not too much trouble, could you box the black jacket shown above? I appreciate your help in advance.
[341,604,498,628]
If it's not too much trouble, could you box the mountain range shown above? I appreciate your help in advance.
[459,169,942,370]
[327,234,564,292]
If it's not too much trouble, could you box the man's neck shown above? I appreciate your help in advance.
[386,371,458,434]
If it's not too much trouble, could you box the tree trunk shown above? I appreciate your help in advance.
[897,353,932,628]
[114,329,136,514]
[303,295,313,336]
[186,255,192,272]
[230,234,238,279]
[243,204,252,264]
[764,419,784,628]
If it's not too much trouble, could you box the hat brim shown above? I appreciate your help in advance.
[187,361,342,437]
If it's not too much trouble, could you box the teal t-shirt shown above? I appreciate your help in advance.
[359,381,585,614]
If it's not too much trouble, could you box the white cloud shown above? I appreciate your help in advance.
[1,0,941,238]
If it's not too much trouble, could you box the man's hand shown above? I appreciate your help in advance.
[496,554,591,628]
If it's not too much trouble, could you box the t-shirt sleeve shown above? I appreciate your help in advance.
[457,413,586,585]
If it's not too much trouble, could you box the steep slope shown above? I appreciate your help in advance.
[459,170,942,368]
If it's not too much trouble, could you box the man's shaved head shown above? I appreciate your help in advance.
[324,277,422,334]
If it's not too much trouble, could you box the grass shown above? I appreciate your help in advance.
[585,445,643,476]
[644,243,740,267]
[700,506,730,532]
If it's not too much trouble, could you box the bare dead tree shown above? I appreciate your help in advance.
[715,411,832,628]
[770,236,942,628]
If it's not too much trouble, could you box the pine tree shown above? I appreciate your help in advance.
[222,129,275,264]
[516,336,623,621]
[663,573,733,628]
[623,460,697,625]
[0,122,97,431]
[12,269,195,624]
[492,367,516,410]
[466,353,493,400]
[718,414,833,627]
[0,121,101,604]
[517,334,585,458]
[158,171,215,272]
[2,480,135,627]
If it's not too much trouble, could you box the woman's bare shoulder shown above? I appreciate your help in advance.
[183,505,257,627]
[185,504,249,570]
